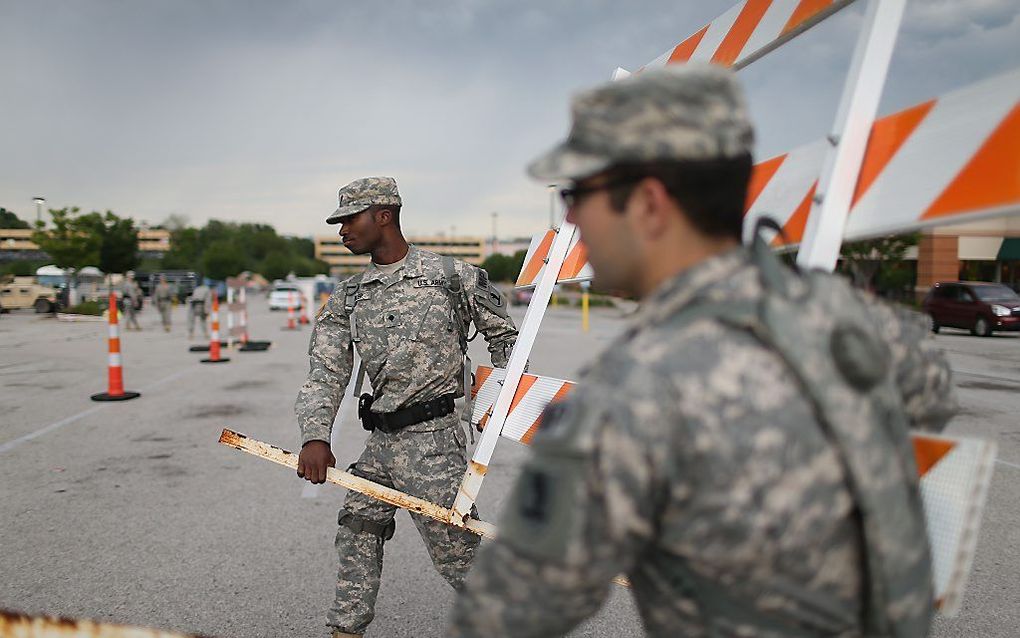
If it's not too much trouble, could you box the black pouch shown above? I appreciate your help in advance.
[358,393,375,431]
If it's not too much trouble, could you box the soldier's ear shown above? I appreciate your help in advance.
[373,207,394,227]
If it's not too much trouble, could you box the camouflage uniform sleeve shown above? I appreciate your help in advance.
[463,264,518,368]
[861,292,958,432]
[294,290,354,447]
[448,385,664,637]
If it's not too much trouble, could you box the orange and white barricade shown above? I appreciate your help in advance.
[91,292,140,402]
[200,291,230,364]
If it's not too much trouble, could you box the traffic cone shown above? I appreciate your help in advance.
[299,293,310,325]
[283,291,299,330]
[238,285,271,351]
[91,292,141,401]
[201,291,231,364]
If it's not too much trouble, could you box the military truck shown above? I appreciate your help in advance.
[0,276,59,313]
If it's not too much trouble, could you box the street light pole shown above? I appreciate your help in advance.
[491,211,498,255]
[33,197,45,225]
[548,185,556,229]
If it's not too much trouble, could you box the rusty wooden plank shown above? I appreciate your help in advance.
[218,429,631,589]
[0,609,208,637]
[218,429,498,538]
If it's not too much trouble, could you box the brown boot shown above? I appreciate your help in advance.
[332,632,362,638]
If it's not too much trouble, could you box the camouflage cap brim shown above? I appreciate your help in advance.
[326,204,371,225]
[526,141,613,182]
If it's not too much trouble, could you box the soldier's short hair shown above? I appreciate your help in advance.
[605,154,752,241]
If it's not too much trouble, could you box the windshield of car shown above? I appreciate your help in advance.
[970,285,1020,301]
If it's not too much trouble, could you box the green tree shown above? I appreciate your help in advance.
[839,233,920,291]
[97,211,139,274]
[0,207,30,229]
[31,207,101,270]
[259,250,294,281]
[202,239,247,280]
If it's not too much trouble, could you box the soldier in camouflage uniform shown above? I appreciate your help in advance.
[448,65,957,637]
[295,176,519,638]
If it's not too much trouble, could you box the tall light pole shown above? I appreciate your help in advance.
[33,197,45,225]
[547,185,556,229]
[491,211,498,255]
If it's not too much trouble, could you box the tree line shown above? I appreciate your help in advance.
[0,206,328,281]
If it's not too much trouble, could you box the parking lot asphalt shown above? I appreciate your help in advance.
[0,300,1017,637]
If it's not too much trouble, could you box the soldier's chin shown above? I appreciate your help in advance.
[347,243,370,256]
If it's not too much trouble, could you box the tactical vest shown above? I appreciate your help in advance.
[658,223,932,638]
[341,255,476,420]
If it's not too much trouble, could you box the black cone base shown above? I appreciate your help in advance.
[239,341,272,351]
[201,357,231,364]
[91,391,141,402]
[189,341,227,352]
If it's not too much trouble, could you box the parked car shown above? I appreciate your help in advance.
[510,288,534,306]
[923,281,1020,336]
[0,278,59,313]
[268,283,304,311]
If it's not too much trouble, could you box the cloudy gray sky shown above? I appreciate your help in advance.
[1,0,1018,239]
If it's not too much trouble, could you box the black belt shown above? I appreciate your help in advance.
[359,393,456,434]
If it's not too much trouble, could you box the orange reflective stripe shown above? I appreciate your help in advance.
[923,103,1020,220]
[519,230,555,286]
[782,0,833,35]
[745,154,787,211]
[559,242,589,279]
[109,338,121,354]
[851,99,936,208]
[472,366,494,399]
[712,0,773,66]
[521,382,574,445]
[913,437,956,477]
[668,25,709,64]
[774,181,817,246]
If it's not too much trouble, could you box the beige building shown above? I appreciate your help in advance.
[0,228,172,261]
[316,235,485,275]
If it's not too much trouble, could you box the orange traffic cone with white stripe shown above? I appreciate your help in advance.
[201,291,231,364]
[91,292,141,401]
[283,291,299,330]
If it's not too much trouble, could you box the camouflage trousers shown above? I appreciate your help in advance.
[329,414,480,635]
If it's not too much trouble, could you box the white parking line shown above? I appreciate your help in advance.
[996,459,1020,470]
[0,368,192,455]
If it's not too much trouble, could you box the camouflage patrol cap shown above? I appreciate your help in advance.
[528,64,754,181]
[327,176,402,224]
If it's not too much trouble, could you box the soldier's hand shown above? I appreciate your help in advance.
[297,440,335,484]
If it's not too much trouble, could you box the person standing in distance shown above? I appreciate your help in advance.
[449,65,957,638]
[154,274,173,332]
[187,279,210,340]
[120,271,142,331]
[296,176,519,638]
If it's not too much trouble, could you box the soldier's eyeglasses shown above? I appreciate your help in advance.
[559,176,643,208]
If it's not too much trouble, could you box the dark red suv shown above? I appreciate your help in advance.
[923,281,1020,336]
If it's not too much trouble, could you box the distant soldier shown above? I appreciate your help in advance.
[295,176,519,638]
[120,271,142,331]
[449,65,958,638]
[154,274,173,332]
[188,281,210,339]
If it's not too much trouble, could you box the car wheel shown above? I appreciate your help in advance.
[33,298,53,313]
[972,316,992,337]
[928,315,940,334]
